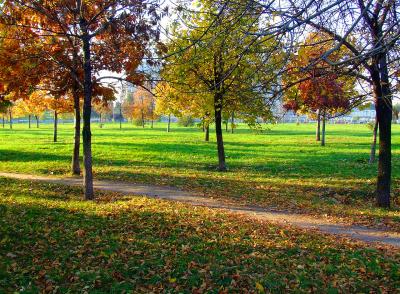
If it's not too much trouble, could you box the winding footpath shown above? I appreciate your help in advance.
[1,172,400,248]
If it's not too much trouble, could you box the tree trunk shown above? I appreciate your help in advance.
[214,93,226,171]
[373,54,392,208]
[321,114,326,146]
[231,111,234,134]
[72,81,81,176]
[205,124,210,142]
[316,109,321,141]
[28,115,31,129]
[225,120,228,132]
[2,115,4,128]
[151,119,154,129]
[35,115,39,128]
[81,34,94,200]
[99,113,102,125]
[53,111,58,143]
[119,103,122,129]
[8,109,12,129]
[369,116,378,164]
[167,114,171,132]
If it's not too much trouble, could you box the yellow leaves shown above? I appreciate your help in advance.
[75,229,86,237]
[255,282,265,293]
[169,277,177,283]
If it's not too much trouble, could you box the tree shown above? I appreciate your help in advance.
[162,0,282,170]
[1,0,163,199]
[45,93,74,142]
[132,86,156,128]
[155,82,185,133]
[283,32,358,146]
[258,0,400,207]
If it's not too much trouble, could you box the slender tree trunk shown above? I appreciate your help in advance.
[205,124,210,142]
[119,104,122,129]
[72,80,81,176]
[53,111,58,143]
[214,93,226,171]
[28,115,31,129]
[231,111,234,134]
[81,34,94,200]
[151,119,154,129]
[167,114,171,132]
[369,115,378,164]
[2,115,4,128]
[316,109,321,141]
[321,114,326,147]
[99,113,102,125]
[372,54,392,208]
[35,115,39,128]
[225,120,228,132]
[8,109,12,129]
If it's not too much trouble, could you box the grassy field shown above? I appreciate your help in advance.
[0,122,399,229]
[0,178,399,292]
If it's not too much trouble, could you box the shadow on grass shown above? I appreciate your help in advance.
[0,150,72,162]
[1,178,398,292]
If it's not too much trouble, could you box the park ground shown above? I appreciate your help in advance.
[1,122,399,229]
[1,122,400,291]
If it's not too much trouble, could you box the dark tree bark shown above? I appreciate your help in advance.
[321,113,326,147]
[231,111,234,134]
[53,111,58,143]
[99,113,102,125]
[372,55,392,208]
[2,115,4,128]
[81,33,94,200]
[35,115,39,128]
[8,109,12,129]
[316,109,321,141]
[119,103,122,129]
[205,124,210,142]
[369,115,378,164]
[214,93,226,171]
[28,115,31,129]
[225,120,228,132]
[167,114,171,132]
[72,80,81,176]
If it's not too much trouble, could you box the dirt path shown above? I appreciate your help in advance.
[1,172,400,248]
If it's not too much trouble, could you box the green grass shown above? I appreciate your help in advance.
[0,178,399,292]
[0,122,399,229]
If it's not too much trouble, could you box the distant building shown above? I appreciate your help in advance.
[272,96,376,124]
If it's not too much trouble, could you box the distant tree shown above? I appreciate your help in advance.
[0,97,12,129]
[155,82,182,133]
[45,94,74,142]
[283,32,358,146]
[392,104,400,123]
[132,87,155,128]
[24,91,48,128]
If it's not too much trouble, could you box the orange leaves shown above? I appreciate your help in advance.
[283,32,356,116]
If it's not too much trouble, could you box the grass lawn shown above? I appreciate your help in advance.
[0,122,399,230]
[0,177,399,292]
